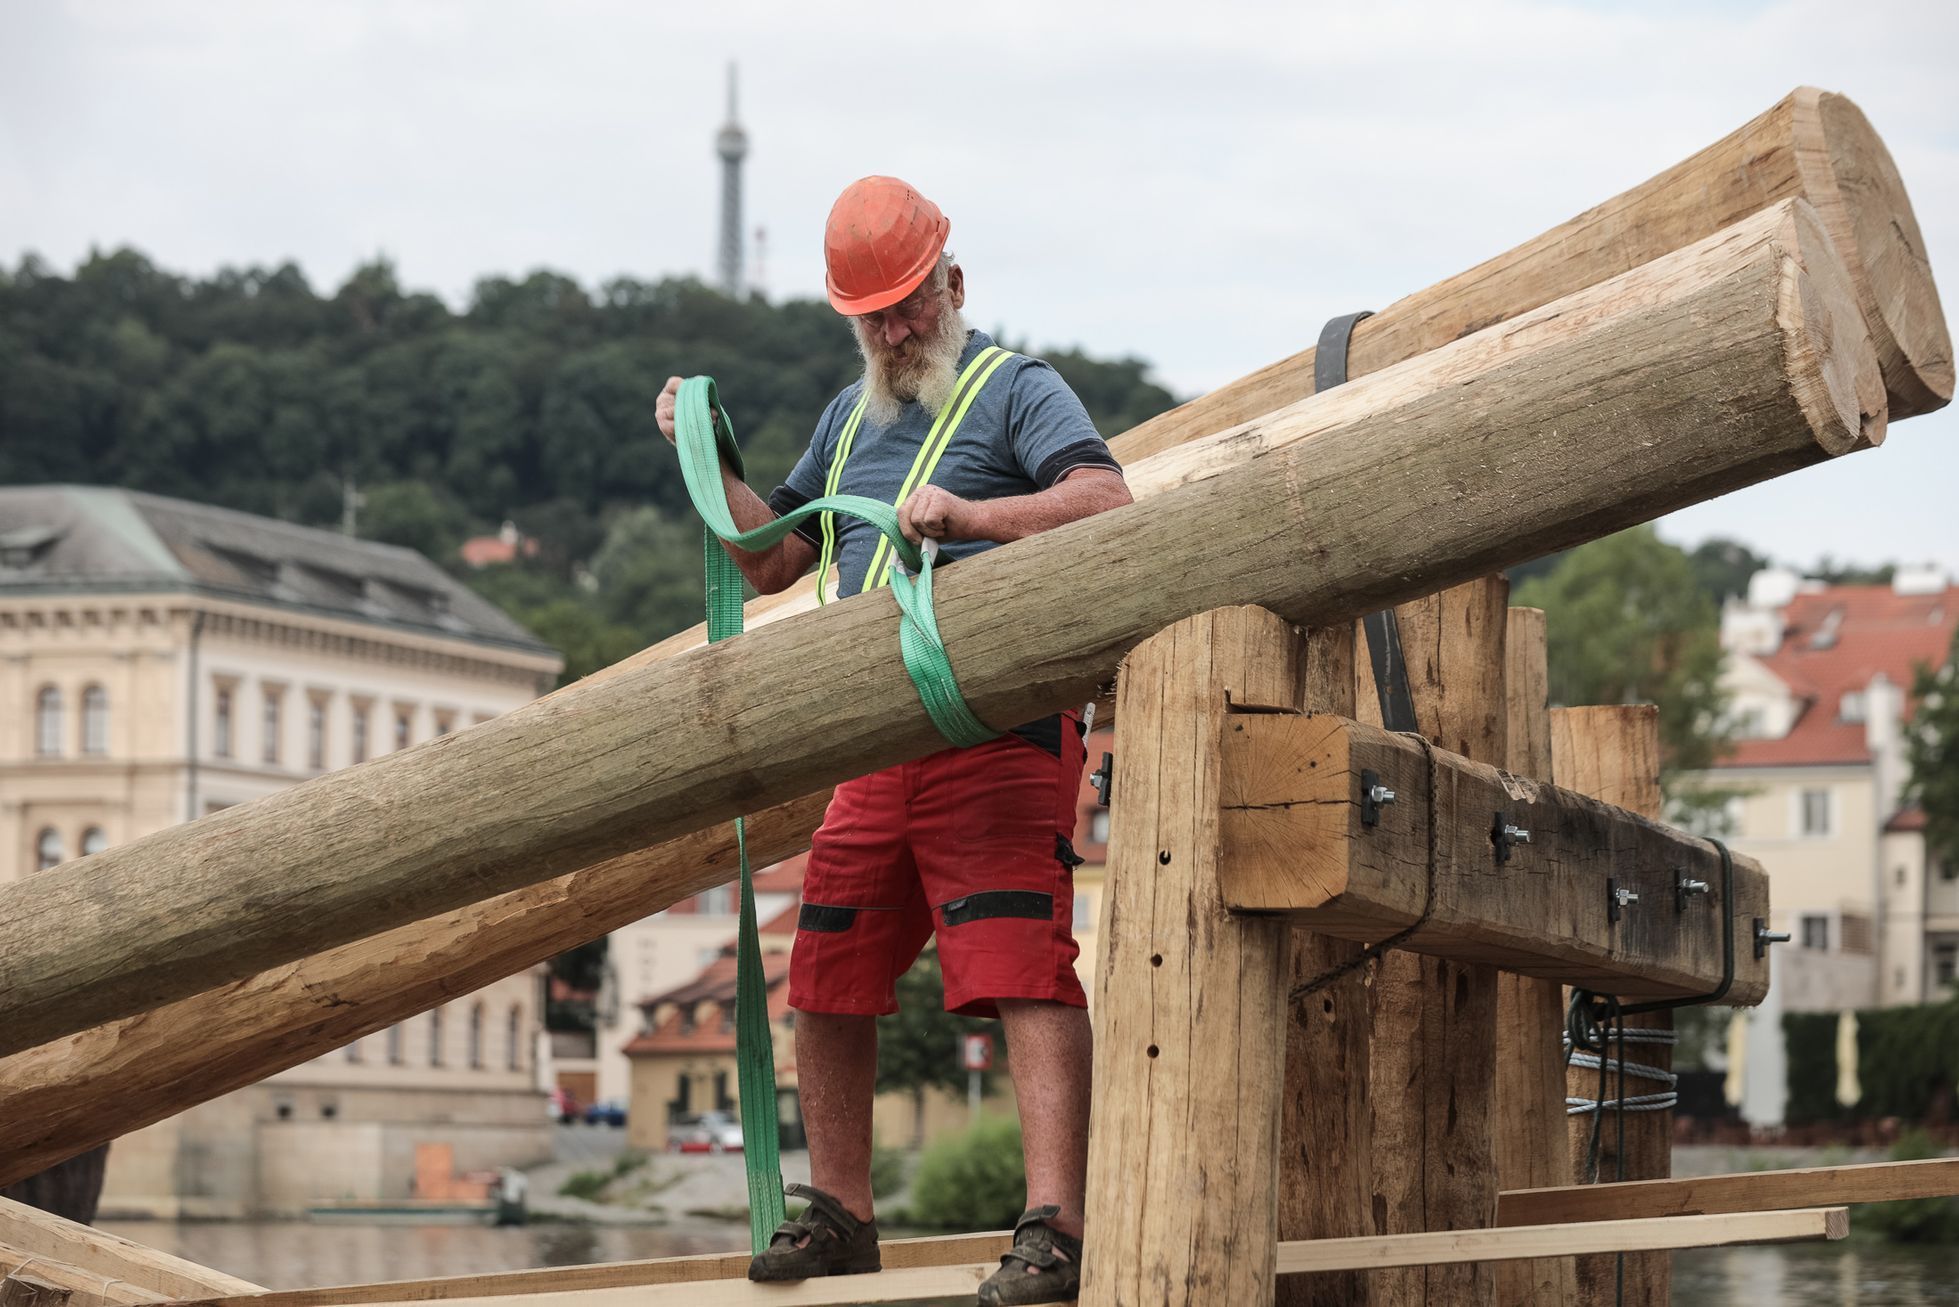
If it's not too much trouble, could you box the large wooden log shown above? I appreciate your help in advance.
[1217,713,1769,998]
[1353,579,1507,1307]
[1119,85,1945,461]
[0,1198,260,1300]
[1491,607,1577,1307]
[1081,607,1303,1307]
[1276,621,1375,1307]
[1,192,1880,1180]
[1553,704,1672,1307]
[0,195,1882,1059]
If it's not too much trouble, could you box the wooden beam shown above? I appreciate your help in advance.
[0,196,1878,1062]
[1081,607,1304,1306]
[1,1240,164,1307]
[1276,621,1375,1307]
[1492,607,1576,1307]
[166,1233,1013,1307]
[0,1200,260,1300]
[1552,704,1672,1307]
[1498,1157,1959,1225]
[1273,1207,1847,1276]
[1355,579,1508,1307]
[1115,85,1946,464]
[1216,714,1770,1000]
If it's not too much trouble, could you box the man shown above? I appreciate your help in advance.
[656,175,1130,1305]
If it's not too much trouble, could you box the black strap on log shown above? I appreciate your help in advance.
[1317,310,1417,734]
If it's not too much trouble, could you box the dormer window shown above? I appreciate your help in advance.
[1839,691,1867,724]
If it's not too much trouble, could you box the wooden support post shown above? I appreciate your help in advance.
[1277,621,1373,1307]
[0,1198,260,1300]
[1493,607,1576,1307]
[1552,705,1672,1307]
[1358,578,1506,1307]
[1081,607,1305,1307]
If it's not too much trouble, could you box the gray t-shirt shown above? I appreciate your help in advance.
[767,330,1119,599]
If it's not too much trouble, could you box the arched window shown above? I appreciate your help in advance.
[507,1005,523,1071]
[35,687,62,757]
[80,827,107,857]
[429,1007,444,1066]
[81,686,109,755]
[468,1003,485,1069]
[386,1024,404,1065]
[35,828,63,871]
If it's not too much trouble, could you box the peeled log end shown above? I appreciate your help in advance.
[1777,199,1889,456]
[1803,88,1954,418]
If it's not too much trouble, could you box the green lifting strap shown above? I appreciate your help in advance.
[670,375,998,1253]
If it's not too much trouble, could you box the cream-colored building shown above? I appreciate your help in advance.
[1,485,564,1215]
[1689,566,1957,1015]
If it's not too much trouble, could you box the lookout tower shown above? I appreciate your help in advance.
[715,63,748,298]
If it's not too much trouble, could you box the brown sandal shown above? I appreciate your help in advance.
[976,1205,1082,1306]
[746,1183,882,1282]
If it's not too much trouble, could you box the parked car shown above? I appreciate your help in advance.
[548,1088,580,1123]
[667,1110,744,1153]
[582,1098,628,1128]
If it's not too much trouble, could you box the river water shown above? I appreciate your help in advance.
[102,1220,1958,1303]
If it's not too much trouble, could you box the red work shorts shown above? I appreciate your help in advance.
[789,718,1089,1019]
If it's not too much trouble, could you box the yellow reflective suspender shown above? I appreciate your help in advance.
[817,344,1015,599]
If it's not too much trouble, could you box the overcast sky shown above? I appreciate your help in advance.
[5,0,1955,574]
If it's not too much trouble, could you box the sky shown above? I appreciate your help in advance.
[4,0,1955,575]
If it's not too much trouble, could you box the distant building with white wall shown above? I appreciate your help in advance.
[1690,565,1956,1016]
[0,486,564,1215]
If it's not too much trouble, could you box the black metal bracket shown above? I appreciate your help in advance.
[1608,878,1624,925]
[1491,810,1516,864]
[1090,751,1114,808]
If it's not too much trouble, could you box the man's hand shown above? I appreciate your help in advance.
[898,485,983,545]
[654,376,683,445]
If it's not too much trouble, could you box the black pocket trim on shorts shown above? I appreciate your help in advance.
[940,890,1054,927]
[798,903,860,933]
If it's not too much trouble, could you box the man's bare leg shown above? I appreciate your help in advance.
[998,997,1093,1249]
[796,1012,879,1222]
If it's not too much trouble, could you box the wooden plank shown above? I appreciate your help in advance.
[0,1200,259,1300]
[1497,1157,1959,1226]
[0,200,1887,1179]
[1216,714,1771,1000]
[167,1233,1011,1307]
[1552,705,1672,1307]
[2,1272,72,1307]
[1276,621,1374,1307]
[1273,1207,1847,1276]
[0,195,1880,1067]
[1,1239,164,1307]
[1081,607,1304,1307]
[1357,579,1506,1307]
[1492,607,1576,1307]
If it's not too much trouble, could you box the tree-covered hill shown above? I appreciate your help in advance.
[1,249,1178,671]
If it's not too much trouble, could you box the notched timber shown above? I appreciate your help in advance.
[1218,714,1769,1002]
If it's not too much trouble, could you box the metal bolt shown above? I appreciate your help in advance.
[1369,783,1398,807]
[1504,825,1532,845]
[1680,878,1711,897]
[1614,886,1640,908]
[1754,920,1793,959]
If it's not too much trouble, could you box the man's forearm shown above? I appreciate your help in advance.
[965,470,1132,543]
[716,465,810,593]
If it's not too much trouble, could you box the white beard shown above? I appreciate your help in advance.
[854,307,968,427]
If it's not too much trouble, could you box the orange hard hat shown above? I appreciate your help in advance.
[823,176,951,315]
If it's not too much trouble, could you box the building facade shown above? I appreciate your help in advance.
[1692,565,1957,1014]
[1,486,564,1215]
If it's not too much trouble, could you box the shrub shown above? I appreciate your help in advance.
[1860,1130,1959,1243]
[1781,1011,1842,1125]
[870,1146,909,1201]
[905,1116,1025,1230]
[557,1169,610,1201]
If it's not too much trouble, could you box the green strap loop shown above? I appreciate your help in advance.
[671,375,997,1253]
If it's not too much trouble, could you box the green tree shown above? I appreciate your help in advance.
[1905,627,1959,870]
[590,506,705,643]
[1515,526,1732,808]
[1686,537,1770,606]
[876,951,999,1148]
[356,480,473,562]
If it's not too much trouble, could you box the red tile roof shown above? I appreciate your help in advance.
[1720,584,1956,770]
[623,950,792,1056]
[1885,806,1929,834]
